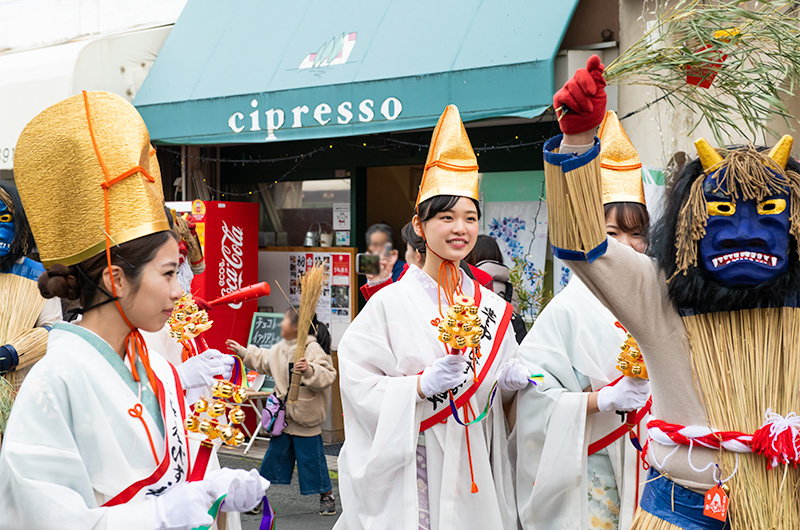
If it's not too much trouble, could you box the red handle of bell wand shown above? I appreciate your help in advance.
[208,281,271,306]
[192,281,270,356]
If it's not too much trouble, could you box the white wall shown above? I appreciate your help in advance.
[0,0,186,52]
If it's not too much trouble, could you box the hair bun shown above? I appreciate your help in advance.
[38,264,82,300]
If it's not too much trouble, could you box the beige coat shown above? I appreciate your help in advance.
[243,336,336,437]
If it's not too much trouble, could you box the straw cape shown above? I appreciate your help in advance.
[545,124,800,528]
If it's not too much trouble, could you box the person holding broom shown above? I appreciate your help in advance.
[0,181,62,377]
[542,55,800,529]
[0,92,268,529]
[226,305,337,516]
[333,105,533,530]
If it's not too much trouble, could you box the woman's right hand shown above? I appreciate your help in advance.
[418,354,469,398]
[225,339,245,358]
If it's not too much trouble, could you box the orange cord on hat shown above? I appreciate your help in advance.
[82,91,162,454]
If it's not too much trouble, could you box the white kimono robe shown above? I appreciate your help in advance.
[141,325,243,530]
[335,265,518,530]
[0,322,191,529]
[516,277,647,530]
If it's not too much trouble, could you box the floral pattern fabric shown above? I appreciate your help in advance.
[587,453,621,530]
[416,445,431,530]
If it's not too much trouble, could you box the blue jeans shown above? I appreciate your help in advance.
[259,433,332,495]
[639,468,730,530]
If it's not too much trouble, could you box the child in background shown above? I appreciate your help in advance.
[226,309,338,516]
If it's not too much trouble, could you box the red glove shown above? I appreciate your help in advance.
[553,54,607,135]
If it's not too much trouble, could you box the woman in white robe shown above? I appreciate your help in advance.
[335,106,531,530]
[0,232,267,530]
[516,203,652,530]
[0,91,266,530]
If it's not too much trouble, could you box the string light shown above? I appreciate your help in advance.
[158,98,659,198]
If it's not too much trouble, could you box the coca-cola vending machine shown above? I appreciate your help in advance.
[190,200,259,350]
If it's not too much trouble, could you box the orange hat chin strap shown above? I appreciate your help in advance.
[82,91,158,395]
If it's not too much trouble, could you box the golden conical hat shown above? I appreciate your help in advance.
[598,110,646,205]
[14,91,168,267]
[416,105,479,207]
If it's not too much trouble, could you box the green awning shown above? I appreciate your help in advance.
[134,0,578,145]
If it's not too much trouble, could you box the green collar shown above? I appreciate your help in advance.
[53,322,164,436]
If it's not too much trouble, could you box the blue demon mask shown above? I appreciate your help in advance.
[0,198,14,258]
[698,169,791,287]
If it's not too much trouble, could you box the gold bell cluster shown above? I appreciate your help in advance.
[436,294,483,351]
[184,380,247,446]
[616,334,648,379]
[169,292,213,341]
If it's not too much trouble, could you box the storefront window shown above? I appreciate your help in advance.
[260,178,350,247]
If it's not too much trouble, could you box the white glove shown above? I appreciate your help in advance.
[177,349,235,389]
[597,377,650,413]
[151,481,215,530]
[206,468,271,512]
[224,469,271,512]
[497,358,530,392]
[419,354,469,397]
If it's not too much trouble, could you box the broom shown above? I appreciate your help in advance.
[286,265,325,404]
[603,0,800,143]
[683,308,800,529]
[0,375,15,438]
[0,273,47,388]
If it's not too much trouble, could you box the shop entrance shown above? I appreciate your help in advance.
[364,164,423,252]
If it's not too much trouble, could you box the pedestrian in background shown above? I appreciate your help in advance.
[227,309,338,516]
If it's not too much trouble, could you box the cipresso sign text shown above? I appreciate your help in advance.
[227,96,403,141]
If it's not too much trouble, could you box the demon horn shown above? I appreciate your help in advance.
[767,135,794,170]
[694,138,724,173]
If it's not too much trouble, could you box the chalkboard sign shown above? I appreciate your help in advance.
[248,312,284,349]
[247,312,284,392]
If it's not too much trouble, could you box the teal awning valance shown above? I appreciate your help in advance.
[134,0,578,145]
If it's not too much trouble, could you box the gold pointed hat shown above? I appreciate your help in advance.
[598,110,646,205]
[13,91,168,267]
[416,105,480,207]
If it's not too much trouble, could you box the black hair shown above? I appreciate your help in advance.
[38,230,179,309]
[401,221,426,254]
[164,205,175,230]
[648,153,800,312]
[604,202,650,241]
[0,181,34,273]
[365,223,393,246]
[466,234,503,265]
[417,195,482,223]
[286,308,332,355]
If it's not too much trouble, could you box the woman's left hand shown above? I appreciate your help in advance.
[294,358,308,373]
[497,358,530,392]
[177,349,235,389]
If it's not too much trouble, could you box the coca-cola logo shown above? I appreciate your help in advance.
[219,221,244,309]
